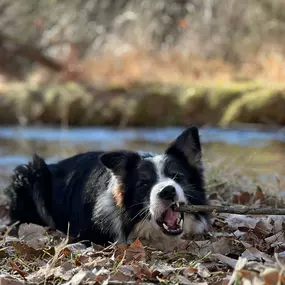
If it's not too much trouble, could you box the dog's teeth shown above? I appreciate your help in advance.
[162,223,169,231]
[175,202,179,208]
[179,219,183,228]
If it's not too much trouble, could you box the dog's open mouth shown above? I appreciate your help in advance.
[156,203,184,235]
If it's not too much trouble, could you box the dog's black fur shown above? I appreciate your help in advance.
[5,126,209,248]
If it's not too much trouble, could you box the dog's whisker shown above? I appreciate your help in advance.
[129,202,147,208]
[131,204,153,221]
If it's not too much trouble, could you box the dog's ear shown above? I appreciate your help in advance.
[166,126,202,166]
[100,151,141,176]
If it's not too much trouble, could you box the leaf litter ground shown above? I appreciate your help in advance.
[1,174,285,284]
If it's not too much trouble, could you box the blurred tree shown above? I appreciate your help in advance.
[0,0,285,78]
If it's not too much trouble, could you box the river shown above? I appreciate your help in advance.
[0,126,284,191]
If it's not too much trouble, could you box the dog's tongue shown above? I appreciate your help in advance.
[163,208,179,227]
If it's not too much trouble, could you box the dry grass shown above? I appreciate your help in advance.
[24,48,285,89]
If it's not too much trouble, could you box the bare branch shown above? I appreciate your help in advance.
[177,205,285,215]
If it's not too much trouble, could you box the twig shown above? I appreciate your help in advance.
[176,205,285,215]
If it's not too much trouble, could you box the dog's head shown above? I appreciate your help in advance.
[100,126,209,240]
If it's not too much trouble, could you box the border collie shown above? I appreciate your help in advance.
[5,126,209,250]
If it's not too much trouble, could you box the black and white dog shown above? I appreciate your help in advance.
[5,126,209,250]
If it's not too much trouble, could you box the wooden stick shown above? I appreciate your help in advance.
[176,205,285,215]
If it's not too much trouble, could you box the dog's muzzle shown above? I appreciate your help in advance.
[156,185,184,235]
[156,202,184,235]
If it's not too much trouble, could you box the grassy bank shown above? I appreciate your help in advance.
[0,81,285,127]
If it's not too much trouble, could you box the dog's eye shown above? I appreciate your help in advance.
[137,180,149,188]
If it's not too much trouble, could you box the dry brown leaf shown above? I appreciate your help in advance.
[132,262,153,280]
[241,247,273,262]
[254,219,273,237]
[117,265,133,277]
[109,271,132,282]
[265,232,285,247]
[260,268,280,285]
[62,270,91,285]
[9,241,41,259]
[211,253,237,269]
[93,268,110,283]
[233,191,251,205]
[151,263,177,277]
[0,275,25,285]
[279,275,285,284]
[255,187,265,202]
[60,247,72,258]
[18,223,48,250]
[116,239,146,263]
[183,267,198,277]
[210,237,241,256]
[8,262,27,279]
[238,269,257,282]
[187,240,211,257]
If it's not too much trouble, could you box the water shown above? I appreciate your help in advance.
[0,126,284,189]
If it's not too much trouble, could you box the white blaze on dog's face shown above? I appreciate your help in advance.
[146,154,187,235]
[132,126,209,241]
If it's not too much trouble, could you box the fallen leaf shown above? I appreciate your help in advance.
[132,262,152,280]
[187,240,211,257]
[8,262,28,279]
[62,270,91,285]
[260,268,280,285]
[109,271,132,282]
[183,267,198,277]
[265,232,285,247]
[211,253,237,269]
[241,247,273,262]
[208,192,218,200]
[254,219,273,238]
[196,263,211,278]
[93,268,110,283]
[118,265,133,277]
[116,239,146,263]
[65,242,86,253]
[151,263,177,277]
[9,241,41,259]
[177,275,193,285]
[18,223,48,250]
[0,275,25,285]
[255,187,265,202]
[210,237,242,256]
[238,269,257,282]
[232,191,250,204]
[225,215,259,230]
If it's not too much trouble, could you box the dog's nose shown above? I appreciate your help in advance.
[158,185,177,200]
